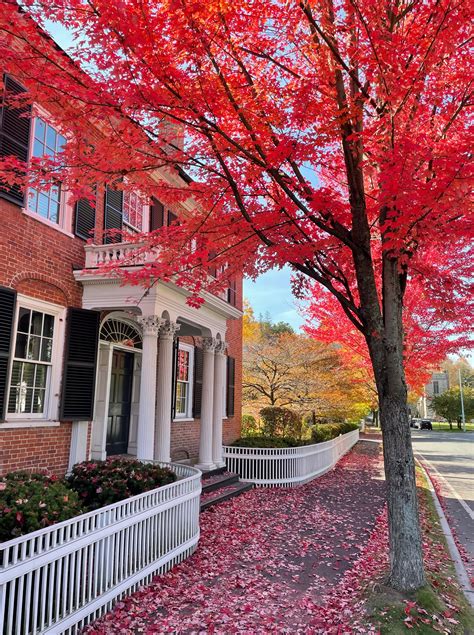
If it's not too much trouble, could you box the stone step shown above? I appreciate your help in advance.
[201,472,239,494]
[200,466,227,480]
[200,482,254,512]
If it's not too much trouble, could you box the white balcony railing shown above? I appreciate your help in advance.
[223,429,359,487]
[0,462,201,635]
[83,243,231,302]
[83,241,151,268]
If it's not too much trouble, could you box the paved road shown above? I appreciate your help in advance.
[411,430,474,577]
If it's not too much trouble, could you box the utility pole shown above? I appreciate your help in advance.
[459,368,466,432]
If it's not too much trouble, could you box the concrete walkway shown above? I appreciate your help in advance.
[85,442,385,634]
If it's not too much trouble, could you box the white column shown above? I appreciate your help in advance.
[196,337,217,471]
[155,320,180,463]
[212,341,227,467]
[136,315,162,461]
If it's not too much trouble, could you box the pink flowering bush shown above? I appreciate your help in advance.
[0,472,83,542]
[66,458,177,510]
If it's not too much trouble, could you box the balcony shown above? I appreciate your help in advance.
[84,241,150,268]
[79,242,237,309]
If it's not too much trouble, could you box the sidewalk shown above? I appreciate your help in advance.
[85,442,386,634]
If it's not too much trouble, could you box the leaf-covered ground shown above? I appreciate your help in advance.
[85,442,387,633]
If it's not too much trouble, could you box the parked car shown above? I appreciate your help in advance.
[411,418,421,429]
[420,419,433,430]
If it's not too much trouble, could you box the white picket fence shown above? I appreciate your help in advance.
[0,462,201,635]
[223,429,359,487]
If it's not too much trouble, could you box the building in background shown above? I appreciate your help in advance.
[417,370,450,419]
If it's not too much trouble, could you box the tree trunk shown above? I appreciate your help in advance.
[378,374,425,591]
[367,256,426,592]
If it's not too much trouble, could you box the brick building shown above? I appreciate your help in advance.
[0,71,243,475]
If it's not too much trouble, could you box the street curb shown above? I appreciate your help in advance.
[416,458,474,609]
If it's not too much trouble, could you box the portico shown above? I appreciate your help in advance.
[74,260,241,470]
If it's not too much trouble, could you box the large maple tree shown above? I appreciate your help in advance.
[1,0,472,591]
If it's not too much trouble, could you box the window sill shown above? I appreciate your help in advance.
[173,417,195,423]
[0,419,61,429]
[22,208,75,238]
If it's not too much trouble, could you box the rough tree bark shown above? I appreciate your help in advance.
[367,256,426,591]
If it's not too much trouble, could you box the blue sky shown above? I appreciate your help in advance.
[244,267,304,331]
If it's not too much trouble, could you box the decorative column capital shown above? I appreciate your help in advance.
[214,341,227,356]
[202,337,218,353]
[138,315,163,336]
[159,320,181,340]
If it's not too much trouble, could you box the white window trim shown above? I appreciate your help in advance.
[2,295,66,427]
[22,106,74,236]
[173,342,194,421]
[122,183,150,233]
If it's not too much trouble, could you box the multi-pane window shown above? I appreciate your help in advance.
[8,308,55,415]
[175,346,194,418]
[28,117,66,223]
[123,191,145,231]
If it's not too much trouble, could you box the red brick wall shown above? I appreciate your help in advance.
[0,423,72,475]
[0,195,85,476]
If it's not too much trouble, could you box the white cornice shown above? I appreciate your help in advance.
[74,270,242,320]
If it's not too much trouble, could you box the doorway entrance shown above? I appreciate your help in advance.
[106,350,134,455]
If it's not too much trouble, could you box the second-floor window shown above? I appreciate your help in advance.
[28,117,66,224]
[123,190,145,231]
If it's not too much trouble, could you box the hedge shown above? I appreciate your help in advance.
[311,421,359,443]
[0,472,83,542]
[232,422,359,449]
[1,459,178,542]
[67,458,177,510]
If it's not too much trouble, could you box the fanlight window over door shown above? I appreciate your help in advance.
[100,319,142,349]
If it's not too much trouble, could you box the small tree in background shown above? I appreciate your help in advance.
[432,388,474,429]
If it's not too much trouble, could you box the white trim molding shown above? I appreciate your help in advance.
[4,294,66,426]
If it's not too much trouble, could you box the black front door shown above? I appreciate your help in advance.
[106,350,134,455]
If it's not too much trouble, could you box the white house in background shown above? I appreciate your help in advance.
[417,370,449,418]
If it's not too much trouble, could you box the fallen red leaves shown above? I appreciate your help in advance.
[85,443,386,634]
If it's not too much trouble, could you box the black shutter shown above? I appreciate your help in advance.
[61,308,100,420]
[0,75,31,206]
[0,287,16,420]
[167,210,178,225]
[226,356,235,417]
[209,251,217,278]
[104,184,123,244]
[227,278,237,306]
[74,192,96,240]
[192,346,203,418]
[150,197,164,230]
[171,337,179,419]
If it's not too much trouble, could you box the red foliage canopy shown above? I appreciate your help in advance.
[0,0,471,319]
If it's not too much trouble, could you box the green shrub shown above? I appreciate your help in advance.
[259,407,303,438]
[241,414,259,436]
[311,421,359,443]
[231,435,313,448]
[0,472,83,542]
[67,458,177,510]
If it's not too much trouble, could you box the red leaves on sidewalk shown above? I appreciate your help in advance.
[85,443,386,633]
